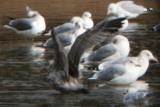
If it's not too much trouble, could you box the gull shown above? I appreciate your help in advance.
[83,35,130,66]
[4,6,46,38]
[44,11,93,36]
[107,1,153,19]
[90,50,157,85]
[47,17,126,93]
[123,88,150,104]
[44,16,85,36]
[81,11,94,29]
[41,20,86,52]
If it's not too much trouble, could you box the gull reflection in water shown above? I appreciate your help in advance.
[28,43,45,63]
[123,81,150,107]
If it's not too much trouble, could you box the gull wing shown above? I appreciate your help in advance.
[9,18,33,31]
[94,63,126,81]
[68,17,126,78]
[118,1,147,14]
[86,43,117,61]
[54,23,75,34]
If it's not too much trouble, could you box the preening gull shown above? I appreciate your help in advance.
[4,6,46,38]
[107,1,153,19]
[83,35,130,66]
[90,50,157,85]
[47,17,126,93]
[123,88,150,104]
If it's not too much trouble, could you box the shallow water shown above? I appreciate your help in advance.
[0,0,160,107]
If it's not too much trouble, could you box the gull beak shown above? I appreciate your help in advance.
[26,6,32,12]
[152,57,158,63]
[107,12,110,15]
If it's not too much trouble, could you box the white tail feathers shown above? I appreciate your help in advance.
[4,25,18,33]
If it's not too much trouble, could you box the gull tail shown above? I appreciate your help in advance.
[0,16,14,26]
[4,25,18,33]
[3,16,15,20]
[147,8,160,14]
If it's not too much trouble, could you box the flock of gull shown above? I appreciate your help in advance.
[3,0,160,105]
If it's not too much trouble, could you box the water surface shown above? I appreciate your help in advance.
[0,0,160,107]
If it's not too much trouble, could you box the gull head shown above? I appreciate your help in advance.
[26,6,39,17]
[75,20,84,29]
[140,50,158,62]
[26,6,32,12]
[111,35,129,45]
[82,11,92,19]
[107,3,118,15]
[70,17,84,24]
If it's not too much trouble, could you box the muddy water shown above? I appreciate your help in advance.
[0,0,160,107]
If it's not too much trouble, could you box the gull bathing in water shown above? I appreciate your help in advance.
[4,6,46,38]
[107,1,153,19]
[90,50,158,85]
[83,35,130,67]
[47,17,126,93]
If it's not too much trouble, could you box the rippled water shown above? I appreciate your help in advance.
[0,0,160,107]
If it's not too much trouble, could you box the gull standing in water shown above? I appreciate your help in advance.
[42,20,86,52]
[4,6,46,38]
[47,17,126,93]
[81,11,94,29]
[44,16,85,36]
[83,35,130,67]
[107,1,153,19]
[90,50,158,85]
[44,11,93,36]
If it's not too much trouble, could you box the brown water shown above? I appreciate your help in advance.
[0,0,160,107]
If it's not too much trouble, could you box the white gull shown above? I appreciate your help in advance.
[42,20,86,52]
[83,35,130,66]
[107,1,153,19]
[81,11,94,29]
[4,6,46,38]
[44,16,85,36]
[90,50,158,85]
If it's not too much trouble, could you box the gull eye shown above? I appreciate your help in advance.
[146,53,150,57]
[113,39,117,44]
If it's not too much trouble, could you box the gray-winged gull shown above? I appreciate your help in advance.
[123,88,150,104]
[107,1,153,19]
[44,16,85,36]
[44,11,93,36]
[42,20,86,52]
[47,17,126,93]
[4,6,46,38]
[90,50,157,85]
[83,35,130,66]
